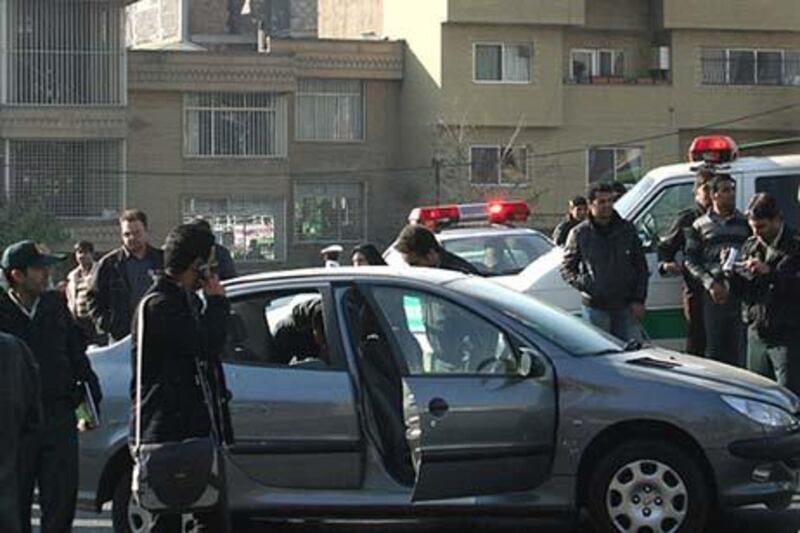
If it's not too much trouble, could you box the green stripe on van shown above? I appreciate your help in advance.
[642,308,686,340]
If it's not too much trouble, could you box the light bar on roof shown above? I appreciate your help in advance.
[408,200,530,230]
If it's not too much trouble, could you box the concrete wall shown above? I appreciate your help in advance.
[663,0,800,32]
[318,0,383,38]
[584,0,652,31]
[447,0,585,26]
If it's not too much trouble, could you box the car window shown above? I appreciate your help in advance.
[225,289,336,370]
[367,286,521,376]
[441,233,554,276]
[756,175,800,227]
[633,182,694,249]
[449,277,623,356]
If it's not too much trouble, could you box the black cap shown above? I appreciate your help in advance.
[1,240,65,271]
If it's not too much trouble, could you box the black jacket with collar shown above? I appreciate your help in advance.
[727,226,800,341]
[561,211,649,310]
[0,290,101,408]
[130,276,229,444]
[656,203,707,293]
[88,244,164,341]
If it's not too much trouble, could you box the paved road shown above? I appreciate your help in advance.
[34,504,800,533]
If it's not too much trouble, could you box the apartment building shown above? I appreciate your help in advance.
[322,0,800,223]
[0,0,130,250]
[123,0,405,268]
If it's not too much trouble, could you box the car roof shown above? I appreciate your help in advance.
[436,226,546,240]
[645,154,800,184]
[224,266,467,290]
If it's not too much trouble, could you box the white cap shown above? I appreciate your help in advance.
[320,244,343,256]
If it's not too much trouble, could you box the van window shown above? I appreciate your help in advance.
[755,175,800,227]
[632,182,695,250]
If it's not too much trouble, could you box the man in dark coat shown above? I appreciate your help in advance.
[393,224,480,275]
[552,195,588,246]
[561,182,649,342]
[131,223,230,532]
[657,172,712,355]
[0,333,41,533]
[0,241,102,533]
[726,193,800,392]
[88,209,164,341]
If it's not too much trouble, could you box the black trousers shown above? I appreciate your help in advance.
[682,287,706,357]
[18,404,78,533]
[703,297,745,367]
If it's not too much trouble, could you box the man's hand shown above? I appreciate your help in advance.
[77,419,96,432]
[630,302,646,321]
[202,274,226,297]
[708,281,729,304]
[745,258,771,276]
[660,262,682,276]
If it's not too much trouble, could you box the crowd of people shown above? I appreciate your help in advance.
[557,173,800,395]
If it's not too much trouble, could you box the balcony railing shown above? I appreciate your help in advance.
[564,74,671,86]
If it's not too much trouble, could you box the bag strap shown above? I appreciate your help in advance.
[133,293,158,454]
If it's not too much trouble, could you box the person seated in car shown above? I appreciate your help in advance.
[272,298,330,367]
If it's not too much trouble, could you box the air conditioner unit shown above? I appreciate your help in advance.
[650,46,670,71]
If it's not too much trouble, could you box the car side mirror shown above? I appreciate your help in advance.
[518,347,546,378]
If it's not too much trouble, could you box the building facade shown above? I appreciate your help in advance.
[322,0,800,225]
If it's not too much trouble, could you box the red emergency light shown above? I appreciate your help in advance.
[688,135,739,164]
[408,204,460,230]
[487,200,530,224]
[408,200,530,230]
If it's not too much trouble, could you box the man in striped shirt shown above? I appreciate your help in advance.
[685,174,751,367]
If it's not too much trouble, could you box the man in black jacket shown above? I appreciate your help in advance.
[0,333,41,533]
[552,195,588,246]
[561,182,649,342]
[393,224,480,275]
[88,209,164,341]
[657,172,712,355]
[726,194,800,393]
[685,174,751,366]
[131,223,230,532]
[0,241,102,533]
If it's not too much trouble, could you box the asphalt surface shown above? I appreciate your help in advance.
[33,503,800,532]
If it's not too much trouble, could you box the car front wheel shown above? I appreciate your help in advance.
[587,440,709,533]
[112,470,154,533]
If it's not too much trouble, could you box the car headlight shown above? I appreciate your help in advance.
[722,395,797,428]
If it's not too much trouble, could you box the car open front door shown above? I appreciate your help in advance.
[363,284,557,501]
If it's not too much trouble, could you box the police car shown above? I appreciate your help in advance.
[384,200,554,276]
[498,135,800,349]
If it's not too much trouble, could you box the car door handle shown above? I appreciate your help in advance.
[428,397,449,418]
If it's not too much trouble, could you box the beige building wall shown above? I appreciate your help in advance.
[663,0,800,32]
[447,0,585,26]
[318,0,383,38]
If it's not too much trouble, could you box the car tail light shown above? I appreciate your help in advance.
[408,205,460,230]
[487,200,530,224]
[688,135,739,164]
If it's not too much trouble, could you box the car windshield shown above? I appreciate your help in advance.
[441,233,554,276]
[449,277,624,356]
[614,173,655,218]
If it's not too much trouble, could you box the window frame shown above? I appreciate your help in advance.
[569,48,625,81]
[469,144,529,187]
[294,79,367,143]
[585,146,644,184]
[182,92,288,159]
[473,42,532,85]
[292,181,368,244]
[702,47,792,86]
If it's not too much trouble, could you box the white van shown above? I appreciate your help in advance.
[498,136,800,349]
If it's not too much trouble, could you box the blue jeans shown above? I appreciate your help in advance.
[582,305,643,343]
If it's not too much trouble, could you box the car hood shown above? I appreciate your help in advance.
[605,347,799,413]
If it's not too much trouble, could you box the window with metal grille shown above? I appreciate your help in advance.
[2,140,123,219]
[184,92,288,158]
[183,197,285,261]
[294,182,365,242]
[5,0,125,105]
[701,48,800,86]
[296,79,364,141]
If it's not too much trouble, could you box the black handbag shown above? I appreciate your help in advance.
[131,294,222,513]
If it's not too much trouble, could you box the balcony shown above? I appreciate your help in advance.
[565,74,671,86]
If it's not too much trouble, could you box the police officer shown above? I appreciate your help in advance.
[726,193,800,393]
[685,174,751,366]
[657,172,712,355]
[0,241,102,533]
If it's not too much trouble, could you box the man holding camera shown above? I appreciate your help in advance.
[726,193,800,393]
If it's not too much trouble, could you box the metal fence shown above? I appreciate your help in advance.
[2,139,124,219]
[4,0,126,105]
